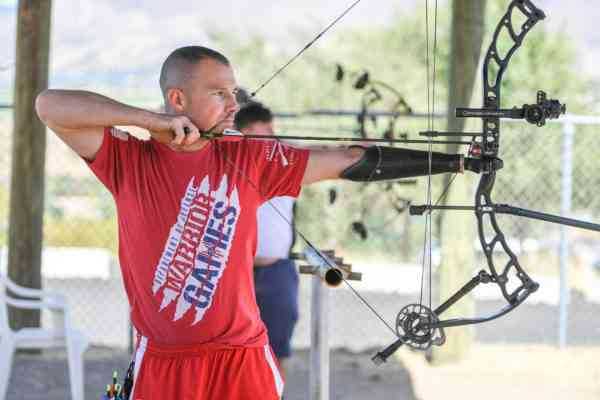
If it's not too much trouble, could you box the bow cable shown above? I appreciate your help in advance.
[419,0,439,319]
[207,0,400,336]
[202,0,363,135]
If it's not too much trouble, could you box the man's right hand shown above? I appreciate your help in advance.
[148,114,206,151]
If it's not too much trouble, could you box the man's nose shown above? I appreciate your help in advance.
[226,93,239,114]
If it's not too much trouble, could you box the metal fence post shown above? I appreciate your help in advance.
[559,121,574,348]
[309,275,330,400]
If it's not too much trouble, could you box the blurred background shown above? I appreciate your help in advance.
[1,0,599,399]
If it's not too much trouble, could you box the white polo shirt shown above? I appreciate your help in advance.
[256,196,295,259]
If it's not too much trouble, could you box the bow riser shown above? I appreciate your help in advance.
[432,0,545,332]
[396,0,552,355]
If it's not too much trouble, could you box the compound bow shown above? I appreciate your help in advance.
[372,0,600,363]
[199,0,600,365]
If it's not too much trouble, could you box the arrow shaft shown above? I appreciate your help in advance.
[209,132,472,145]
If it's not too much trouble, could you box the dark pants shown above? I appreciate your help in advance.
[254,259,299,359]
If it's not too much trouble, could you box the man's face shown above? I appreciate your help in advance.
[181,58,239,133]
[240,120,274,135]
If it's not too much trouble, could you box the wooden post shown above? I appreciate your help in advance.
[431,0,486,364]
[8,0,52,330]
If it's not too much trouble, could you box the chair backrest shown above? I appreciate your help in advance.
[0,274,11,333]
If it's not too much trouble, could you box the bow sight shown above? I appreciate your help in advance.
[456,90,566,127]
[524,90,566,126]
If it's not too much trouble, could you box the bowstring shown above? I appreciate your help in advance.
[420,0,431,311]
[250,0,363,98]
[202,0,363,136]
[420,0,439,314]
[430,0,439,316]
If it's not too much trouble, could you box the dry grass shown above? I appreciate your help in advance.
[399,343,600,400]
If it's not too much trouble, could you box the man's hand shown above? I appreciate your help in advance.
[148,114,207,151]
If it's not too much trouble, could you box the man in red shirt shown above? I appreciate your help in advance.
[36,46,473,400]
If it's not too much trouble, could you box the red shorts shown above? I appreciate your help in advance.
[129,336,284,400]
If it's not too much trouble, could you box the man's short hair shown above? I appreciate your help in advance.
[234,102,273,130]
[159,46,230,98]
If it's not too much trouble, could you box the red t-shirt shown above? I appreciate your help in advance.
[86,127,309,347]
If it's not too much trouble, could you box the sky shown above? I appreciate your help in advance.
[0,0,598,105]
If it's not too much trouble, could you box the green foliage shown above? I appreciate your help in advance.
[204,2,593,261]
[44,175,117,252]
[1,171,118,253]
[44,216,117,253]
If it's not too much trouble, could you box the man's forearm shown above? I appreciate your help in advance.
[339,145,495,181]
[35,89,162,131]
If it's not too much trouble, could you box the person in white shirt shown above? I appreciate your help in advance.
[235,102,298,378]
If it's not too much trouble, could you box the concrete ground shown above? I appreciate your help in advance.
[7,343,600,400]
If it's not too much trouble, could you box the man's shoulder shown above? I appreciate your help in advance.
[110,127,158,155]
[105,127,154,147]
[216,139,266,159]
[216,139,309,174]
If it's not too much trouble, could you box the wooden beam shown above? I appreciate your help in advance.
[8,0,52,330]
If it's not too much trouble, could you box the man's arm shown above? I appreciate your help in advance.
[35,89,201,159]
[302,145,476,185]
[301,146,365,185]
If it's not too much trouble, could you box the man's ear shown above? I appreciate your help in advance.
[166,88,186,113]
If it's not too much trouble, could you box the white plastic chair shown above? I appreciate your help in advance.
[0,274,89,400]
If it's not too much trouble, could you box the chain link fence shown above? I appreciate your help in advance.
[1,110,599,351]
